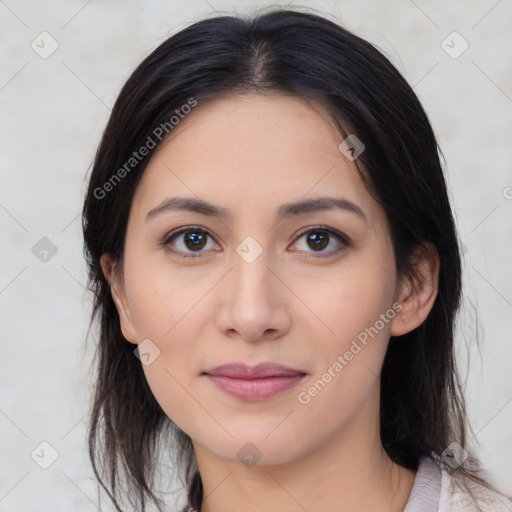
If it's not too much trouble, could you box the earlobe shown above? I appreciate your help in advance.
[390,241,440,337]
[100,254,139,344]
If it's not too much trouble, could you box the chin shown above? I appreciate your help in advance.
[199,429,309,467]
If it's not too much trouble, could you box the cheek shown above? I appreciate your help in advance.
[123,260,214,431]
[141,360,195,428]
[126,268,208,375]
[294,287,395,431]
[293,252,396,346]
[291,252,396,408]
[124,253,208,340]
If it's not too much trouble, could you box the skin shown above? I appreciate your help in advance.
[102,93,440,512]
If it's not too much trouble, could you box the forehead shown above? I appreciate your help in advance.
[130,93,384,231]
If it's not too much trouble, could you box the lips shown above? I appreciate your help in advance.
[203,362,307,379]
[202,363,307,400]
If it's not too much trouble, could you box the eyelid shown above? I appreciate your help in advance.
[293,225,351,245]
[161,224,350,258]
[162,225,215,244]
[290,225,351,257]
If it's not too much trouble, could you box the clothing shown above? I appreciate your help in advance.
[403,455,512,511]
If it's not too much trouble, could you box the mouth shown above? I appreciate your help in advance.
[202,362,308,400]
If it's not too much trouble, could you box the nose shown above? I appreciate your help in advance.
[215,248,292,343]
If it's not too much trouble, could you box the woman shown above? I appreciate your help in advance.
[82,8,512,512]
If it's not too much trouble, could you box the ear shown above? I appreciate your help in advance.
[100,254,138,344]
[390,241,440,337]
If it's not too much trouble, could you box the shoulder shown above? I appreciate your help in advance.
[403,455,512,512]
[438,459,512,512]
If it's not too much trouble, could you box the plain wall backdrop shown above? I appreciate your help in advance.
[1,0,511,510]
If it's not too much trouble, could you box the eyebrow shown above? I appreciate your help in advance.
[145,195,368,223]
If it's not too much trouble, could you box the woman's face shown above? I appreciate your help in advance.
[105,93,418,466]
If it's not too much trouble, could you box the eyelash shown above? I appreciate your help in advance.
[161,225,351,259]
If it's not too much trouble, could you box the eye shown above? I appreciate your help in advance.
[162,225,350,259]
[162,226,219,258]
[291,226,350,257]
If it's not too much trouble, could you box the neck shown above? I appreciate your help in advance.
[192,390,417,512]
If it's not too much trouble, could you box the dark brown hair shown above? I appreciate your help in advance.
[82,7,509,511]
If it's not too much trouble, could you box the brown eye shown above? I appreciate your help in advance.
[182,230,208,251]
[305,230,329,251]
[163,227,218,258]
[292,226,350,256]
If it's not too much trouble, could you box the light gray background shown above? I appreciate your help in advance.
[1,0,511,510]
